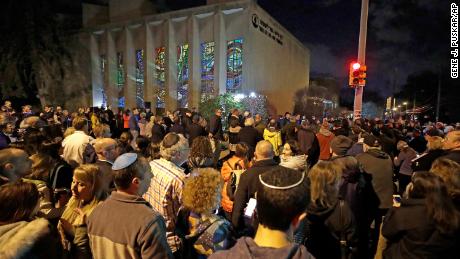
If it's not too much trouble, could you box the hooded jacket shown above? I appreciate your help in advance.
[209,237,315,259]
[316,127,335,160]
[263,128,282,156]
[0,218,61,259]
[296,200,356,259]
[356,148,394,209]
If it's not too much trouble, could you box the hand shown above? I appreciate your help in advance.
[59,218,74,237]
[73,207,87,226]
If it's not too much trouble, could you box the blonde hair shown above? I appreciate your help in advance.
[63,127,76,138]
[73,164,107,201]
[61,164,106,229]
[427,136,443,150]
[308,161,341,208]
[182,168,223,215]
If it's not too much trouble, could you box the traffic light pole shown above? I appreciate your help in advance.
[353,0,369,119]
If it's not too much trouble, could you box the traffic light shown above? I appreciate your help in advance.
[358,65,367,87]
[349,62,360,87]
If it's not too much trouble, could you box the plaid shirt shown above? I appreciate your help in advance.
[144,158,186,253]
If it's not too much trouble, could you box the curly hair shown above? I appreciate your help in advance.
[182,168,223,215]
[190,136,213,159]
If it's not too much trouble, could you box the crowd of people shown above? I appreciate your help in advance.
[0,100,460,259]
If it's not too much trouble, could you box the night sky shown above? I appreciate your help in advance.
[10,0,456,101]
[157,0,453,99]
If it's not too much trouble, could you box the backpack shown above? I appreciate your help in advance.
[225,159,245,201]
[178,211,235,258]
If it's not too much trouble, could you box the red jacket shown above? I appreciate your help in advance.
[316,128,335,160]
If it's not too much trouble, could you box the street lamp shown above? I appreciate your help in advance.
[402,102,408,119]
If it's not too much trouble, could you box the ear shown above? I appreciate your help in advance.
[292,212,307,229]
[4,163,14,171]
[132,177,140,186]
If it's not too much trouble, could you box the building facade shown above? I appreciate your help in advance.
[84,0,310,114]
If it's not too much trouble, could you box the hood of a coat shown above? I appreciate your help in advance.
[0,218,50,259]
[306,200,337,221]
[280,155,307,171]
[264,128,279,137]
[220,237,313,259]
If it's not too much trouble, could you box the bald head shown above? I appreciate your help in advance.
[255,140,274,160]
[0,148,32,182]
[94,138,118,162]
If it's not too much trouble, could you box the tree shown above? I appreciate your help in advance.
[0,0,79,107]
[199,93,242,127]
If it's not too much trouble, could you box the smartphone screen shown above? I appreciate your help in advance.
[244,198,257,218]
[393,195,401,207]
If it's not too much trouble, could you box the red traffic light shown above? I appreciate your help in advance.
[352,62,361,70]
[349,62,361,87]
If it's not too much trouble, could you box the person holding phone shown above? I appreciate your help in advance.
[211,167,314,259]
[382,172,460,259]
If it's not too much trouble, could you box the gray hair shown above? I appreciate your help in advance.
[160,133,189,161]
[244,117,255,127]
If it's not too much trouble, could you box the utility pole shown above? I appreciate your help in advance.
[353,0,369,119]
[435,68,441,122]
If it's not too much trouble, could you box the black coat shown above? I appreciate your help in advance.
[151,124,166,144]
[440,150,460,164]
[237,126,262,159]
[382,199,459,259]
[169,123,185,135]
[411,149,446,172]
[297,128,320,167]
[298,200,357,259]
[187,123,206,146]
[209,115,223,140]
[409,136,427,154]
[231,159,282,235]
[281,122,298,142]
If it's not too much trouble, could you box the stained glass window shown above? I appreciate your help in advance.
[226,38,243,93]
[100,54,107,108]
[200,41,215,101]
[117,52,125,108]
[154,47,166,108]
[177,44,189,108]
[135,49,144,108]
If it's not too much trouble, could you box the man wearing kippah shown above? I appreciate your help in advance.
[211,167,314,259]
[87,153,172,259]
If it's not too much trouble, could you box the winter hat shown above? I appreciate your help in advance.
[330,136,353,156]
[363,134,380,148]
